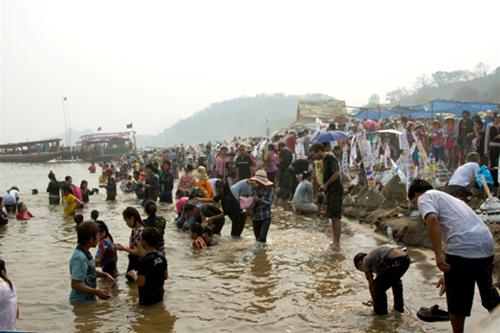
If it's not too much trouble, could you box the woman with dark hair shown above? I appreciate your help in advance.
[116,207,145,281]
[95,221,118,278]
[143,201,166,253]
[80,180,98,204]
[159,161,174,204]
[178,165,196,193]
[0,259,18,330]
[264,144,278,184]
[46,171,61,205]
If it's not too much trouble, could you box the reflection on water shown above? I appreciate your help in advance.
[0,162,486,332]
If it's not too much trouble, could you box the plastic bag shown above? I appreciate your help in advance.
[476,165,494,189]
[239,196,254,209]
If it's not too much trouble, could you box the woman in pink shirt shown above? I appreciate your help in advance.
[215,146,230,180]
[264,144,278,183]
[177,165,196,193]
[430,120,445,162]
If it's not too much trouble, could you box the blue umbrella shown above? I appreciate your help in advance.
[310,130,351,143]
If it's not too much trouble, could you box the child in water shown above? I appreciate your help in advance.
[128,227,168,305]
[69,222,116,304]
[74,214,84,228]
[15,202,33,221]
[116,207,145,281]
[80,180,98,204]
[190,222,216,250]
[62,186,83,217]
[95,221,118,278]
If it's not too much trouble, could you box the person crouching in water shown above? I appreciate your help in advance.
[128,227,168,305]
[190,222,216,250]
[249,170,275,243]
[69,222,116,304]
[16,202,33,221]
[353,245,410,315]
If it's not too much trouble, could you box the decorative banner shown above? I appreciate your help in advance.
[349,135,357,167]
[399,130,409,151]
[341,144,349,176]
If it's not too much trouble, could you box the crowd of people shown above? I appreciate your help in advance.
[1,111,499,332]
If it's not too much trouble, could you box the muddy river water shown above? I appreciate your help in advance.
[0,163,489,332]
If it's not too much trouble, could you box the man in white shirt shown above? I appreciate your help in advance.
[408,179,499,333]
[447,152,480,200]
[292,172,318,214]
[1,187,20,214]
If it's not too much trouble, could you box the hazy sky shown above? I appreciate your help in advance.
[1,0,499,143]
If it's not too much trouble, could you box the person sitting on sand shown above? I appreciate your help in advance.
[15,202,33,221]
[291,171,319,214]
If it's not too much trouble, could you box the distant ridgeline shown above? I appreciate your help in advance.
[137,93,335,147]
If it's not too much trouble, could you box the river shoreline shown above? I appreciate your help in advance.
[342,200,500,287]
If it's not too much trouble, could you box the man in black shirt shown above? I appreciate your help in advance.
[131,227,168,305]
[213,182,246,237]
[277,143,293,199]
[235,145,254,181]
[458,110,474,164]
[311,143,343,250]
[278,157,312,200]
[184,203,225,235]
[143,164,160,205]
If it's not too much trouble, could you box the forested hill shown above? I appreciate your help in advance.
[383,64,500,105]
[138,93,335,147]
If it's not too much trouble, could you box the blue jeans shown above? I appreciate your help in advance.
[253,218,271,242]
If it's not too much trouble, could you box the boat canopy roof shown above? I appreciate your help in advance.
[79,131,134,145]
[0,138,61,149]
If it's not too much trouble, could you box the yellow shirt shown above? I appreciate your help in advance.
[315,160,324,185]
[63,193,78,217]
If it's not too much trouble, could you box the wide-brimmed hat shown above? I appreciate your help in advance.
[444,115,456,121]
[250,170,273,186]
[414,121,425,129]
[193,166,208,181]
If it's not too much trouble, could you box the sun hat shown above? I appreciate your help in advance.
[250,170,273,186]
[193,166,209,181]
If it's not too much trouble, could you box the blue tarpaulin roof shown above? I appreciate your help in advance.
[354,99,499,120]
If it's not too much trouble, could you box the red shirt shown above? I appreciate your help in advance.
[285,135,296,154]
[16,211,33,220]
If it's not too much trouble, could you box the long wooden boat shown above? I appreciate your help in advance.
[0,139,63,163]
[78,131,136,162]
